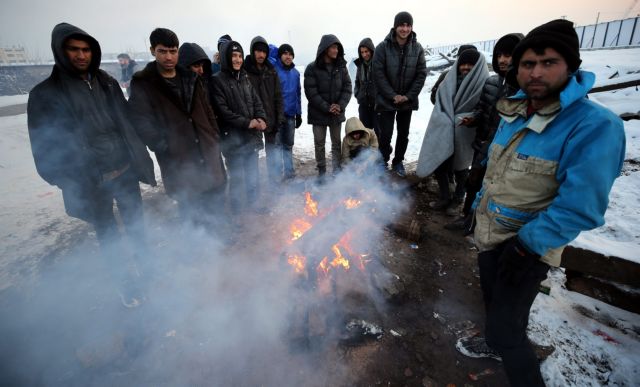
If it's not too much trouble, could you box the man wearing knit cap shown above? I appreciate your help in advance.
[459,20,625,386]
[274,43,302,180]
[373,11,427,177]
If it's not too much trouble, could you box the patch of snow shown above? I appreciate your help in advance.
[0,94,29,108]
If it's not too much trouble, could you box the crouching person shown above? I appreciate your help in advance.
[341,117,380,172]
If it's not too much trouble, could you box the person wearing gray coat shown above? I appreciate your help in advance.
[304,34,352,177]
[373,11,427,176]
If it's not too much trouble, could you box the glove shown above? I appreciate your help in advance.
[295,114,302,129]
[497,236,540,285]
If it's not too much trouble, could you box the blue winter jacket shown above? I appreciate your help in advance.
[473,70,625,265]
[274,59,302,117]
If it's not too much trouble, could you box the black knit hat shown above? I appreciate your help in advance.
[253,41,269,54]
[230,43,243,56]
[456,44,477,57]
[394,11,413,28]
[278,43,294,58]
[458,49,480,66]
[512,19,581,72]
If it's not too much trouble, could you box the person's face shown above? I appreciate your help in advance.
[517,47,570,101]
[458,63,474,76]
[396,23,412,40]
[325,44,339,60]
[64,38,92,73]
[152,44,178,72]
[118,57,129,67]
[351,132,362,140]
[189,61,205,76]
[231,51,243,71]
[280,52,293,66]
[497,52,512,73]
[359,47,372,62]
[254,50,267,65]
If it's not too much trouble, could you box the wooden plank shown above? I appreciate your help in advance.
[560,246,640,286]
[565,271,640,314]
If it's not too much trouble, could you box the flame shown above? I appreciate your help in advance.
[287,254,306,274]
[343,197,362,209]
[329,244,350,270]
[289,218,312,243]
[317,257,330,276]
[304,192,319,217]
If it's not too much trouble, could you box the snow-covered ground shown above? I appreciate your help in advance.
[1,47,639,385]
[0,94,28,107]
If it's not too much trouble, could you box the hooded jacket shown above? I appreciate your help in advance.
[473,70,625,267]
[373,29,427,111]
[27,23,155,222]
[274,55,302,118]
[303,34,352,125]
[354,38,377,107]
[178,42,212,79]
[341,117,379,164]
[128,54,225,199]
[210,40,267,153]
[244,36,285,133]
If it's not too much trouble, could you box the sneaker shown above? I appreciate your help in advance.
[392,163,406,177]
[456,335,502,361]
[429,198,451,210]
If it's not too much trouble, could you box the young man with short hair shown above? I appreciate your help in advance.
[128,28,226,225]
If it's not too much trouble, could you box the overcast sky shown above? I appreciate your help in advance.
[1,0,638,63]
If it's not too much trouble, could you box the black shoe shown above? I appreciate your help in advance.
[392,163,406,177]
[456,335,501,361]
[429,198,451,210]
[444,216,467,230]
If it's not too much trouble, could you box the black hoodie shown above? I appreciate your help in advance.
[303,34,352,125]
[178,42,212,79]
[244,36,285,133]
[27,22,155,222]
[354,37,377,107]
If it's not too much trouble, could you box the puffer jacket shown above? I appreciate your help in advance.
[303,34,352,125]
[244,36,284,133]
[28,22,156,222]
[274,58,302,117]
[372,29,427,111]
[473,70,625,267]
[210,40,267,153]
[354,38,376,107]
[341,117,379,164]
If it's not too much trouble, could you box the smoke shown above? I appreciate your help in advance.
[0,151,408,386]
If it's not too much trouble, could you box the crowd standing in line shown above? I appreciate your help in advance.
[26,13,626,386]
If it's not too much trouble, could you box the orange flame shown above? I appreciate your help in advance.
[289,218,312,243]
[304,192,319,217]
[343,197,362,209]
[329,244,350,270]
[287,254,306,274]
[317,257,330,276]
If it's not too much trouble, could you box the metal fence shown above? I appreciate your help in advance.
[430,16,640,55]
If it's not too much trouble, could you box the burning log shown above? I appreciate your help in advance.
[386,217,423,242]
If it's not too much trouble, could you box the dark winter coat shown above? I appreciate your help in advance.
[244,36,285,133]
[210,41,267,154]
[27,23,155,222]
[178,42,212,79]
[354,38,377,108]
[373,29,427,111]
[303,34,352,125]
[128,61,226,199]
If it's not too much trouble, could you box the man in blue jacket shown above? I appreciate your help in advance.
[274,44,302,179]
[459,20,625,386]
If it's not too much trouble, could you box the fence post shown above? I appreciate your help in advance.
[631,17,639,46]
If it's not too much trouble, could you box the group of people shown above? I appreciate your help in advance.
[26,12,626,387]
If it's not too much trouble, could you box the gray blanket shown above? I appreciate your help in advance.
[416,55,489,177]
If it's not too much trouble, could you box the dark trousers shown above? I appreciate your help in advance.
[264,131,281,183]
[358,103,379,139]
[478,246,550,387]
[434,156,468,201]
[225,149,259,213]
[377,110,412,166]
[91,168,144,249]
[276,117,296,177]
[463,166,485,216]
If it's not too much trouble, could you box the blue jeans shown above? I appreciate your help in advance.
[276,117,296,177]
